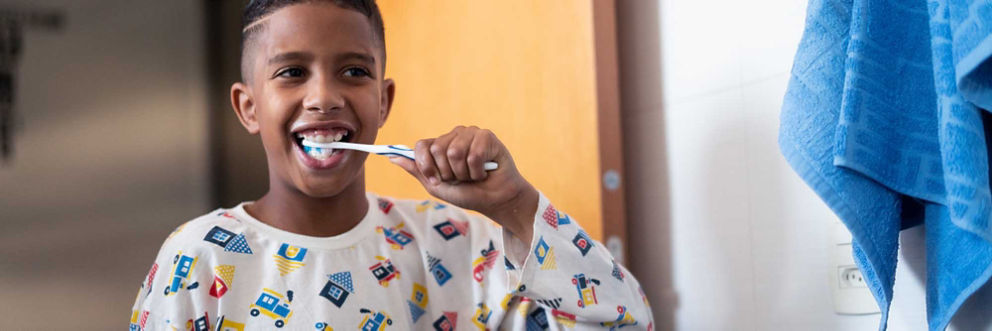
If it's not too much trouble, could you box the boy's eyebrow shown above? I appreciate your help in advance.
[267,52,375,66]
[337,52,376,65]
[267,51,314,65]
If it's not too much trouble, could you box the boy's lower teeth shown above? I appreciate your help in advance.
[304,146,336,160]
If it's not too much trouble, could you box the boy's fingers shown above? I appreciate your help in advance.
[467,130,491,181]
[388,156,423,181]
[447,129,474,182]
[415,139,441,185]
[430,132,457,182]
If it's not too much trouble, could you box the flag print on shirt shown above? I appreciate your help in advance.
[611,260,625,281]
[416,200,447,213]
[571,230,593,257]
[552,309,578,328]
[472,240,499,283]
[541,204,573,231]
[377,222,415,250]
[378,197,394,214]
[433,311,457,331]
[408,282,429,323]
[129,309,149,331]
[144,263,158,295]
[534,297,563,309]
[203,226,253,255]
[319,271,354,308]
[369,256,400,287]
[533,237,557,270]
[210,265,235,298]
[542,205,559,230]
[433,218,469,240]
[472,303,493,330]
[273,244,307,276]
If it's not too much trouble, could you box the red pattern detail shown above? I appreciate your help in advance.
[451,219,469,235]
[146,263,158,288]
[542,205,558,229]
[139,310,150,328]
[378,198,394,214]
[444,312,458,330]
[551,309,577,321]
[209,276,228,298]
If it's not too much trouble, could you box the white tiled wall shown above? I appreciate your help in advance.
[622,0,992,330]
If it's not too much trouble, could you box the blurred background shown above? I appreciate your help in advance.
[1,0,991,330]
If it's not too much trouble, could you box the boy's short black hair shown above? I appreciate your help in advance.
[240,0,386,82]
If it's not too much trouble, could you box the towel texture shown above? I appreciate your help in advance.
[779,0,992,330]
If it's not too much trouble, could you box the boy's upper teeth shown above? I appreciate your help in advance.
[297,130,348,143]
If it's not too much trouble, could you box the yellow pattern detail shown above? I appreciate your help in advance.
[500,294,514,310]
[411,282,429,308]
[215,265,235,284]
[273,256,305,276]
[540,247,557,270]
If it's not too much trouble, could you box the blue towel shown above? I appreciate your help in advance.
[779,0,992,330]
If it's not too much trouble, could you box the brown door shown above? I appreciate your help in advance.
[372,1,625,248]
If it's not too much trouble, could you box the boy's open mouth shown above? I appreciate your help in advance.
[292,127,353,161]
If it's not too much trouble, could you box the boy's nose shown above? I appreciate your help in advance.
[302,82,345,113]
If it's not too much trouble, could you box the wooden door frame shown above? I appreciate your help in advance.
[592,0,628,263]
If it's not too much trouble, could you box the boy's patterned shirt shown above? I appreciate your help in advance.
[130,192,653,330]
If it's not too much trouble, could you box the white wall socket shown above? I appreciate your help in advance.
[830,222,881,315]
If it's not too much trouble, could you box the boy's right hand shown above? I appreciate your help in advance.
[389,126,539,241]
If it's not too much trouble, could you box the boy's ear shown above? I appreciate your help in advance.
[231,82,260,134]
[378,78,396,128]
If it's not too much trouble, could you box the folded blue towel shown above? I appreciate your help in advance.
[779,0,992,330]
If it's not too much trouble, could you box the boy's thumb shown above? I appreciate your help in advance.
[389,156,422,181]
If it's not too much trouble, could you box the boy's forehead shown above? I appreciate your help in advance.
[255,4,380,64]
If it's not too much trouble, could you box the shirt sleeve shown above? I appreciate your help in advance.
[129,223,216,331]
[499,192,654,330]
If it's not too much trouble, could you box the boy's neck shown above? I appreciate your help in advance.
[246,177,370,238]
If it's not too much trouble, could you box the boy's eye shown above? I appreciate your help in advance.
[343,67,370,78]
[277,67,305,78]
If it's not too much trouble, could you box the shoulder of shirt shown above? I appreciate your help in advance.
[373,194,504,242]
[157,207,243,252]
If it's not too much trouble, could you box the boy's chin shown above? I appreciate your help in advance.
[294,177,353,198]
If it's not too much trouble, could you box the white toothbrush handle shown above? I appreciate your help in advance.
[303,141,498,171]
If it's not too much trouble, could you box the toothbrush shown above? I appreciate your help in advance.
[302,141,499,171]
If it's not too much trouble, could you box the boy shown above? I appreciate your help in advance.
[130,0,652,330]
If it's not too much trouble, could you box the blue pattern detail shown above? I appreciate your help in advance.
[223,233,253,254]
[329,271,354,293]
[408,300,425,323]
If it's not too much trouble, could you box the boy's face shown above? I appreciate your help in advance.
[232,3,393,197]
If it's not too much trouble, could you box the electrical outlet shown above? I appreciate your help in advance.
[829,222,880,315]
[838,265,868,289]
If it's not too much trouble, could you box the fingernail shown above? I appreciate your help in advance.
[388,157,400,164]
[429,176,439,185]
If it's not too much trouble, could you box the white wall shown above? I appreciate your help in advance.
[621,0,992,330]
[0,0,208,328]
